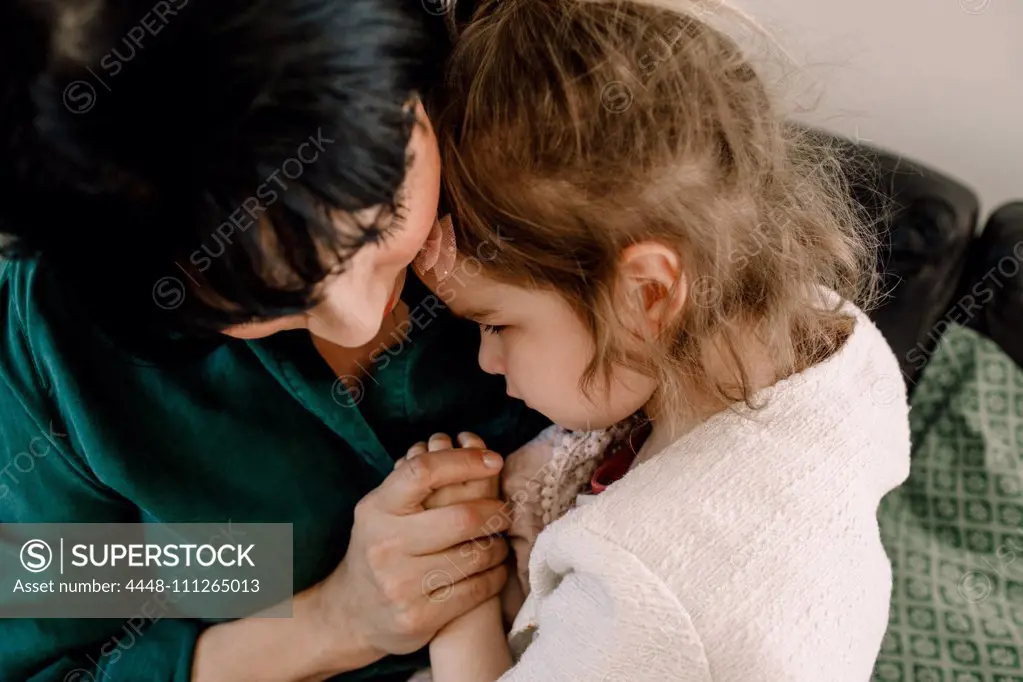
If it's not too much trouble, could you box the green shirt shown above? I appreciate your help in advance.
[0,259,548,681]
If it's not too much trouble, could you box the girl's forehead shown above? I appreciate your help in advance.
[439,267,529,313]
[441,275,505,317]
[443,274,569,325]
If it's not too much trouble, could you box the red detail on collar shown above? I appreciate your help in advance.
[590,420,653,495]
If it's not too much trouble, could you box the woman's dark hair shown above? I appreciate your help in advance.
[0,0,449,354]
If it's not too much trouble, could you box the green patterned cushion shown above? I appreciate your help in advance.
[874,324,1023,681]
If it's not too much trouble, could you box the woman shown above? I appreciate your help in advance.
[0,0,543,680]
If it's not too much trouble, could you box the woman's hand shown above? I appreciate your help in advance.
[401,432,500,508]
[192,446,511,682]
[314,445,512,662]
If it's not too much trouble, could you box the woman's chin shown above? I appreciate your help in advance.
[311,326,379,350]
[221,317,304,340]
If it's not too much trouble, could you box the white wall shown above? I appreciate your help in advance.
[733,0,1023,221]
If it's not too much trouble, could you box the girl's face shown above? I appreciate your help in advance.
[222,101,441,348]
[429,263,657,431]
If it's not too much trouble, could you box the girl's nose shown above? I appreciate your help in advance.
[477,333,505,376]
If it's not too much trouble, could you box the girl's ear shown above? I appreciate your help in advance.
[616,241,687,337]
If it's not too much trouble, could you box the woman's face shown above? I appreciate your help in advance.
[221,101,441,347]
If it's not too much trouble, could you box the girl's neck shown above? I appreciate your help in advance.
[638,327,784,463]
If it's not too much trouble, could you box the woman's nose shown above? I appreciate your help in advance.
[477,334,504,376]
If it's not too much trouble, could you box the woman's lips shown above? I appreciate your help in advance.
[414,214,457,281]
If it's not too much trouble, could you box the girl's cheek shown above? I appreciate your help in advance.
[504,342,528,384]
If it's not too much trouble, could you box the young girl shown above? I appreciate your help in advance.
[404,0,911,679]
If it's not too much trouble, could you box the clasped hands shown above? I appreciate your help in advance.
[312,429,548,673]
[398,432,546,632]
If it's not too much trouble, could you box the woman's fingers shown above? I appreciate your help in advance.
[423,475,500,509]
[327,468,509,654]
[397,432,493,488]
[422,563,509,624]
[426,535,510,583]
[404,498,512,554]
[376,448,504,514]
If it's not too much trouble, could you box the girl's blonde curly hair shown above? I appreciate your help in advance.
[431,0,879,426]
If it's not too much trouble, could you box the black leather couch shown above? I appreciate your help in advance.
[822,130,1021,389]
[957,201,1023,369]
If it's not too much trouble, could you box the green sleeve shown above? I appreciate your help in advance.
[0,296,205,681]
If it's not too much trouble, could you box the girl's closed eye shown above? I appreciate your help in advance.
[479,323,507,335]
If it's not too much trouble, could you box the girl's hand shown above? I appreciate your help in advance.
[402,434,514,680]
[400,432,501,508]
